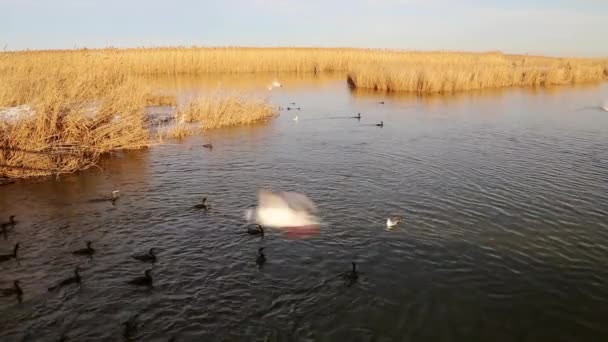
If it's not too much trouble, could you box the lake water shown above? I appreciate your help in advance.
[1,75,608,341]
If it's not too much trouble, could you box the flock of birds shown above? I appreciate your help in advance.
[0,188,368,341]
[0,88,408,340]
[0,194,167,341]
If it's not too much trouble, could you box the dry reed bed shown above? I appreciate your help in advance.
[2,47,606,92]
[0,63,275,179]
[0,71,150,178]
[347,62,608,93]
[1,47,607,179]
[164,94,276,139]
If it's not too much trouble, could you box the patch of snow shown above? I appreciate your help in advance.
[0,105,36,124]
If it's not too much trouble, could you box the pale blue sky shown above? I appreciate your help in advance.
[1,0,607,56]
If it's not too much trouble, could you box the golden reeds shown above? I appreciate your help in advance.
[1,47,607,179]
[347,61,608,93]
[0,70,150,179]
[178,94,276,130]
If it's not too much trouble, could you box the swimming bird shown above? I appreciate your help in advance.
[602,101,608,112]
[132,248,157,263]
[352,113,361,119]
[202,143,213,150]
[245,190,320,229]
[122,317,138,341]
[287,107,301,111]
[378,101,385,104]
[193,197,208,210]
[256,247,266,267]
[386,217,401,228]
[376,121,384,127]
[1,280,23,301]
[267,80,283,90]
[247,225,264,236]
[0,243,19,262]
[344,262,359,281]
[127,269,153,287]
[111,190,120,204]
[72,241,95,257]
[1,215,16,229]
[48,268,81,291]
[293,115,298,122]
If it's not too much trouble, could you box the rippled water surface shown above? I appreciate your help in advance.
[1,75,608,341]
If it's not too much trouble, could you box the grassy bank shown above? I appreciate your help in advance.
[0,57,277,179]
[0,71,150,178]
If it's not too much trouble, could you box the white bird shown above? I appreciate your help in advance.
[293,115,298,122]
[267,80,283,91]
[245,190,319,229]
[601,101,608,112]
[386,217,402,229]
[111,190,120,204]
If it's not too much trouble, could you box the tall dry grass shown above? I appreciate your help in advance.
[163,94,276,139]
[2,47,607,78]
[347,61,608,93]
[179,94,277,129]
[0,69,150,178]
[1,47,607,179]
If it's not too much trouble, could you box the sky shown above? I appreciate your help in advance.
[1,0,607,57]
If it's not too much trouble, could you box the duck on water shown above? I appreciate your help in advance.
[193,197,208,210]
[72,241,95,257]
[247,225,264,236]
[256,247,266,267]
[1,280,23,302]
[48,267,81,291]
[1,215,16,229]
[344,262,359,286]
[0,243,19,262]
[132,248,157,263]
[127,270,153,287]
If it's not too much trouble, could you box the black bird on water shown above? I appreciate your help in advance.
[122,316,139,341]
[352,113,361,120]
[247,225,264,236]
[287,107,301,111]
[378,101,385,104]
[72,241,95,257]
[1,280,23,302]
[0,243,19,262]
[344,262,359,286]
[1,215,16,229]
[376,121,384,127]
[202,143,213,150]
[193,197,208,210]
[127,270,153,287]
[132,248,157,263]
[48,268,81,291]
[256,247,266,267]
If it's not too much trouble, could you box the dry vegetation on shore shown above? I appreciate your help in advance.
[1,47,607,179]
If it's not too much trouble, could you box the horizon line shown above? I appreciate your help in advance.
[1,45,606,59]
